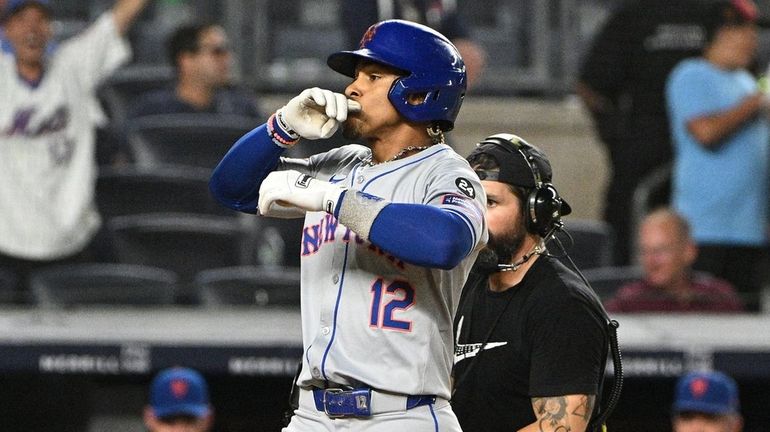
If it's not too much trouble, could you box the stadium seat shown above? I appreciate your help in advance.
[0,268,23,305]
[107,213,258,283]
[29,263,179,307]
[98,64,175,129]
[581,265,643,301]
[96,165,237,218]
[553,219,616,270]
[194,265,301,307]
[125,113,256,169]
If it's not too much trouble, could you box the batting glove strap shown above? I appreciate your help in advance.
[337,190,389,241]
[267,112,300,147]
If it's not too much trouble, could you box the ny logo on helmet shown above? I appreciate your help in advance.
[359,23,380,49]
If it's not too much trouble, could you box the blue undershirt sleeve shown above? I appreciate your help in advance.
[367,203,475,270]
[208,124,285,213]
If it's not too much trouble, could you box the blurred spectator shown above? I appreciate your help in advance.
[0,0,149,291]
[340,0,486,89]
[576,0,708,265]
[144,367,214,432]
[605,208,744,313]
[666,0,768,312]
[672,370,743,432]
[129,23,263,119]
[0,0,7,51]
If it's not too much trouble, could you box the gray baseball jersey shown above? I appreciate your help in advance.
[279,143,487,400]
[0,13,129,259]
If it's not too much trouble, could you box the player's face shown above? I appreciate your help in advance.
[673,412,742,432]
[638,220,693,289]
[342,61,403,141]
[191,26,232,87]
[483,180,527,263]
[3,6,52,66]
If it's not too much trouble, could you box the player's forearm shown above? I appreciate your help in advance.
[209,124,285,213]
[364,203,474,270]
[111,0,151,35]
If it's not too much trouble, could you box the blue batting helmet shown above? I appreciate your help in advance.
[327,19,466,131]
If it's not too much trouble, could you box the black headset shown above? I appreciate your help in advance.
[478,133,567,237]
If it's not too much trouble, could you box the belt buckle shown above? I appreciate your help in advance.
[322,388,345,418]
[322,387,372,418]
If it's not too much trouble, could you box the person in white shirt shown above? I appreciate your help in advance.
[0,0,151,292]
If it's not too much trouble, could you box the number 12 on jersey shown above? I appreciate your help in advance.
[369,278,415,331]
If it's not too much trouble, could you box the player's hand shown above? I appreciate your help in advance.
[277,88,361,140]
[258,170,347,216]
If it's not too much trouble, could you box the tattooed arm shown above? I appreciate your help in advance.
[517,395,595,432]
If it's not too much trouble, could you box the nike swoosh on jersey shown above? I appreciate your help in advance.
[329,174,346,183]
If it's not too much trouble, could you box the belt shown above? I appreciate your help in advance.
[312,387,436,418]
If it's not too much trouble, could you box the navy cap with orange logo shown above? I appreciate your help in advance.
[149,367,210,419]
[673,371,740,415]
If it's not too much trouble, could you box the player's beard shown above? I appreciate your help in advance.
[342,118,362,140]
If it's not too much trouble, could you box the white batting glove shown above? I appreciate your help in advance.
[258,170,347,216]
[276,88,362,140]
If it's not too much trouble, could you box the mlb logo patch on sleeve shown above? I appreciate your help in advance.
[442,194,483,221]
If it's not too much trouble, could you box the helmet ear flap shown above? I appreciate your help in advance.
[388,73,466,131]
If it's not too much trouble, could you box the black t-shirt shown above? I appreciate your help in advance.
[452,256,608,432]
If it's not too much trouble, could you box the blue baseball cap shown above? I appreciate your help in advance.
[2,0,50,21]
[673,371,740,415]
[150,367,210,419]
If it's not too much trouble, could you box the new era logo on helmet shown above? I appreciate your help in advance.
[296,174,312,189]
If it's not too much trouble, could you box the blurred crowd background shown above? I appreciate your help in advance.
[4,0,770,431]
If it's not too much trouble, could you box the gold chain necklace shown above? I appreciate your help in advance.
[363,145,431,167]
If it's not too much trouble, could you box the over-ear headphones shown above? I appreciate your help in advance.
[475,133,569,237]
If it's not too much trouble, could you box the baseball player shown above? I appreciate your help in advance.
[210,19,487,432]
[0,0,149,278]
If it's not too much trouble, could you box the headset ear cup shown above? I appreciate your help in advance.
[525,189,541,235]
[529,184,563,236]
